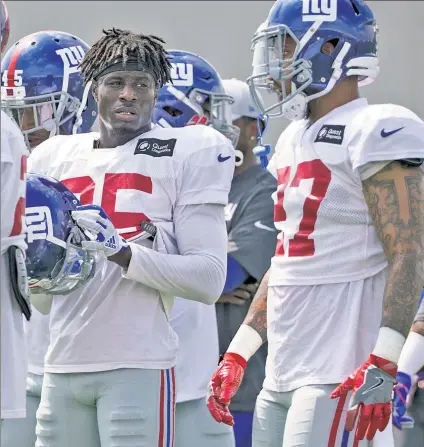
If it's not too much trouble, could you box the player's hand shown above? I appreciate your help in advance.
[330,354,397,441]
[72,205,128,257]
[186,114,208,126]
[218,283,258,305]
[207,352,247,426]
[392,371,414,430]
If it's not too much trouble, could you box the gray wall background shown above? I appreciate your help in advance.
[4,1,424,146]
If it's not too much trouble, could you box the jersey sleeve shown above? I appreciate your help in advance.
[228,177,277,280]
[27,135,68,175]
[1,126,13,165]
[348,104,424,173]
[176,132,235,206]
[1,112,27,165]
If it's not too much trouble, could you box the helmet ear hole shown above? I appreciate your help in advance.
[163,106,183,117]
[321,39,339,55]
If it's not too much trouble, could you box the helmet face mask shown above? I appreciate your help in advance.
[190,88,239,147]
[248,24,314,119]
[3,89,84,147]
[28,229,96,296]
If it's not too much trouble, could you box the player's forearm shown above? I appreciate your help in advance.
[363,162,424,362]
[226,269,269,362]
[243,269,269,342]
[123,243,226,305]
[382,255,423,338]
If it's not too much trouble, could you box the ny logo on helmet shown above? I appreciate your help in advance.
[302,0,337,22]
[170,62,193,87]
[26,206,66,248]
[55,45,86,75]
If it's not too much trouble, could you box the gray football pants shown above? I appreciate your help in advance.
[252,384,372,447]
[35,368,175,447]
[175,397,235,447]
[1,372,42,447]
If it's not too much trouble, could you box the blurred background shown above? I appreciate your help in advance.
[5,0,423,146]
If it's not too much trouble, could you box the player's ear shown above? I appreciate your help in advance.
[248,118,259,140]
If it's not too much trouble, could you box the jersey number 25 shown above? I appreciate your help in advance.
[62,173,152,240]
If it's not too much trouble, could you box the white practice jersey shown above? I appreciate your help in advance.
[1,111,28,254]
[28,125,234,373]
[267,98,424,286]
[170,297,219,403]
[265,99,424,392]
[25,308,50,375]
[1,111,29,418]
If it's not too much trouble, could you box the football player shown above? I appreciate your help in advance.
[153,49,237,447]
[28,29,234,447]
[207,1,424,446]
[0,30,98,446]
[0,0,29,422]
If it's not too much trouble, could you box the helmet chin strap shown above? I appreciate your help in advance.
[282,90,308,121]
[72,81,93,134]
[42,118,58,136]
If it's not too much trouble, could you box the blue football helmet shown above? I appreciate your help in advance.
[1,31,97,149]
[247,0,379,120]
[25,173,95,295]
[1,1,9,53]
[152,49,240,146]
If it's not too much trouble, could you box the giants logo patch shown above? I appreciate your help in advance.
[134,138,177,157]
[314,125,345,145]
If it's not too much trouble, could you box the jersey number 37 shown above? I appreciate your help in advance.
[274,159,331,257]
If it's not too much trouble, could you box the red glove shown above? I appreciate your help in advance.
[331,354,397,442]
[207,352,247,426]
[186,114,208,126]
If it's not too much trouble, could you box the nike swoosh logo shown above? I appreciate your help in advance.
[218,154,231,162]
[381,127,404,138]
[254,221,276,232]
[363,377,384,394]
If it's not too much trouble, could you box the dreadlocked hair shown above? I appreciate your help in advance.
[79,28,172,87]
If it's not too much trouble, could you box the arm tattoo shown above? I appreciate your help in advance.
[243,270,269,342]
[362,162,424,338]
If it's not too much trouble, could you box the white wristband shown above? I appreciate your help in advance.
[227,324,263,362]
[397,331,424,376]
[372,327,406,364]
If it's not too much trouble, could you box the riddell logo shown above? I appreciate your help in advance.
[302,0,337,22]
[314,125,345,145]
[134,138,177,157]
